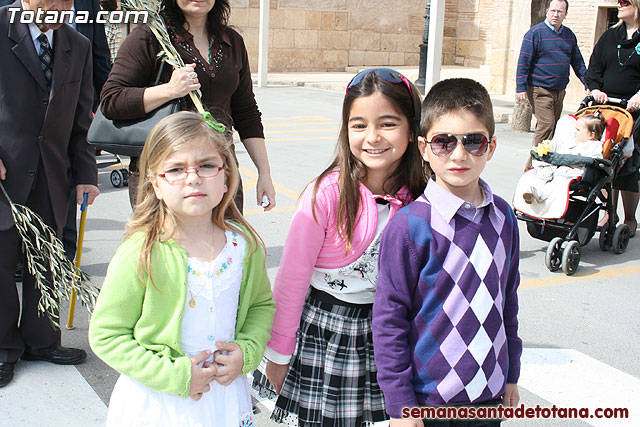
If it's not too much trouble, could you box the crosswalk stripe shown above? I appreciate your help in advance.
[264,121,339,127]
[0,362,107,426]
[519,348,639,426]
[263,128,339,134]
[520,265,640,289]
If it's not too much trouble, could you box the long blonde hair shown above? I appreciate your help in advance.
[614,0,640,28]
[125,111,263,284]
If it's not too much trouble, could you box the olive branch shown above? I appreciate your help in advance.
[0,182,98,329]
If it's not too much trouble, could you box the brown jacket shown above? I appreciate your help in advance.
[0,2,97,231]
[100,24,264,140]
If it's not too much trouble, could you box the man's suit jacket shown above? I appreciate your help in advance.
[0,0,111,111]
[0,1,97,231]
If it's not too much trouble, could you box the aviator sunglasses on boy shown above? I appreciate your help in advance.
[427,133,490,157]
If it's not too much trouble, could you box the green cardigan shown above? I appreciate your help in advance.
[88,229,275,398]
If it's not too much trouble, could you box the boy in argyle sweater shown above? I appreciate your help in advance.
[373,78,522,426]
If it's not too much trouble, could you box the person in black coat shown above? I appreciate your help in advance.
[0,0,111,104]
[586,0,640,237]
[0,0,110,279]
[0,0,100,388]
[59,0,111,261]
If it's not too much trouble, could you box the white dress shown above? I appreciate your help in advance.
[106,230,254,427]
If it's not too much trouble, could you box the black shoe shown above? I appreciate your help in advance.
[0,362,15,387]
[22,346,87,365]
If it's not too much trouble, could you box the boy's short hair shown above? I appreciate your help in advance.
[420,78,495,138]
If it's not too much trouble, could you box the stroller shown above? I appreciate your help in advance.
[95,149,129,188]
[513,96,636,275]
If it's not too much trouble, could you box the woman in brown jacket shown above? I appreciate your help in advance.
[100,0,276,211]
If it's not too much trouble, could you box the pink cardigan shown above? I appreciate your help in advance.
[268,171,412,355]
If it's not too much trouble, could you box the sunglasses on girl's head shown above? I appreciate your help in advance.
[346,68,420,129]
[427,133,490,157]
[347,67,414,98]
[619,0,632,7]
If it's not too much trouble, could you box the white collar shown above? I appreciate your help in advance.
[22,0,55,49]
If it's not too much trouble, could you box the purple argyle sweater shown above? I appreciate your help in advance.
[372,179,522,418]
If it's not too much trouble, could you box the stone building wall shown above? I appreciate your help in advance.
[442,0,619,102]
[228,0,425,72]
[226,0,619,102]
[442,0,492,67]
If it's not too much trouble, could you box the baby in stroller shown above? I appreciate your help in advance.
[513,101,635,275]
[521,112,606,205]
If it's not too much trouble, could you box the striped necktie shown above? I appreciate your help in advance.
[37,33,53,91]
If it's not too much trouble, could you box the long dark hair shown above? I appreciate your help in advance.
[312,70,429,251]
[161,0,230,39]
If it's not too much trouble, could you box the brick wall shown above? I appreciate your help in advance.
[228,0,425,72]
[226,0,614,101]
[441,0,616,101]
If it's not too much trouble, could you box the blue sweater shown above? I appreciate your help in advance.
[516,21,586,92]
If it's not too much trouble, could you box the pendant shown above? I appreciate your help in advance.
[189,296,196,308]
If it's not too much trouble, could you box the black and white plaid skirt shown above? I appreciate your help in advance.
[252,289,388,426]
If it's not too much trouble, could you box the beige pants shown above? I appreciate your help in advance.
[527,85,566,147]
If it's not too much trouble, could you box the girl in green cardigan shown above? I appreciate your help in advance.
[89,111,275,426]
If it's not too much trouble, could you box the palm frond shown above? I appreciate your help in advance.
[0,182,98,329]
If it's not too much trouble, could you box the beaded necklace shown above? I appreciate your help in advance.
[207,36,215,65]
[187,231,215,308]
[617,43,640,66]
[186,232,238,307]
[617,28,640,67]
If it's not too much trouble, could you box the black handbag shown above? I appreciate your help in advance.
[88,61,182,157]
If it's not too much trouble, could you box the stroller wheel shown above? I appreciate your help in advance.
[545,237,563,272]
[121,168,129,187]
[110,169,124,188]
[561,240,581,276]
[598,226,612,252]
[612,224,631,254]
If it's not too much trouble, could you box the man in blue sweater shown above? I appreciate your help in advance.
[516,0,586,168]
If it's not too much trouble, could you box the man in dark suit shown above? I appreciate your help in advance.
[0,0,110,276]
[70,0,111,111]
[0,0,110,108]
[0,0,100,387]
[60,0,111,263]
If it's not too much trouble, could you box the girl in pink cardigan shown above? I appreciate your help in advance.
[253,68,429,426]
